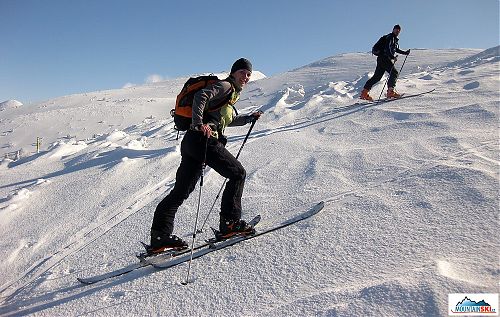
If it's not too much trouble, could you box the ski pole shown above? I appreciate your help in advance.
[197,116,259,234]
[397,52,409,76]
[182,136,209,285]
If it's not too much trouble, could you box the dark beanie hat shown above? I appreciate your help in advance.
[393,24,401,30]
[231,58,252,74]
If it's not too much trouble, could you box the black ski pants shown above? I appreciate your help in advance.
[151,130,246,236]
[364,56,399,90]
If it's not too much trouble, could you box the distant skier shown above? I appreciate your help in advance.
[149,58,262,254]
[360,24,411,101]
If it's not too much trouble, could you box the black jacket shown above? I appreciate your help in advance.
[384,33,406,59]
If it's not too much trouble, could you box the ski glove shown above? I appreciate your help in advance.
[251,111,263,121]
[192,124,212,138]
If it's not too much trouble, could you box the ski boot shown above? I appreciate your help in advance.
[386,87,402,99]
[360,88,373,101]
[216,218,256,241]
[147,231,188,255]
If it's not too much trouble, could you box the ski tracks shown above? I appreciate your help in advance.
[0,176,176,302]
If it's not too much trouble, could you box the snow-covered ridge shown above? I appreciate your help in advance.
[446,45,500,68]
[0,99,23,111]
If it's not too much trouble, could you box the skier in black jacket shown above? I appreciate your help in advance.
[360,24,410,101]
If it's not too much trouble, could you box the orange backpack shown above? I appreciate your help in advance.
[170,75,232,131]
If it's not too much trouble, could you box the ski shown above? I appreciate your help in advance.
[77,215,261,285]
[374,88,436,104]
[148,201,324,269]
[77,242,207,285]
[76,201,323,285]
[358,88,436,105]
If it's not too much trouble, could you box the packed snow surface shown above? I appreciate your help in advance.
[0,47,498,316]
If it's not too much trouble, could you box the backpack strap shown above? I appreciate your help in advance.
[207,79,235,112]
[200,80,235,127]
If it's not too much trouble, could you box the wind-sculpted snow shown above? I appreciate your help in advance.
[0,48,498,316]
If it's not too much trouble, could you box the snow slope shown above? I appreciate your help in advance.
[0,47,498,316]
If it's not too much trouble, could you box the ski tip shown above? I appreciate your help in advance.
[77,277,94,285]
[312,201,325,213]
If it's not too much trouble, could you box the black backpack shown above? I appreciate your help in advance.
[372,34,388,56]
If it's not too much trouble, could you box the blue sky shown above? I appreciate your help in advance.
[1,0,498,103]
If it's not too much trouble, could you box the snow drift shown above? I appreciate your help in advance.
[0,47,498,317]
